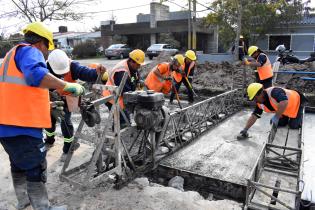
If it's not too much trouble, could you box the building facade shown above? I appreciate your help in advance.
[100,2,218,53]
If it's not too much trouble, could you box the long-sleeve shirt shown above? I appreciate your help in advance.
[113,67,139,94]
[49,61,98,83]
[0,44,49,138]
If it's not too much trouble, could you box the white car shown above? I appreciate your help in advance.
[60,45,73,56]
[146,44,178,60]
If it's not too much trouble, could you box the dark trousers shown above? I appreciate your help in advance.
[0,136,47,182]
[278,105,303,129]
[255,74,273,89]
[170,78,194,103]
[45,108,74,153]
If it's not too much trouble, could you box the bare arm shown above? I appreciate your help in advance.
[153,68,165,80]
[248,61,262,68]
[275,100,288,118]
[244,114,259,130]
[39,73,66,89]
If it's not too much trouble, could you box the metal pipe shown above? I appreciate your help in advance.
[273,70,312,74]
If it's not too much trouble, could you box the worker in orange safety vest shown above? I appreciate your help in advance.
[0,22,85,210]
[170,50,197,103]
[145,54,185,94]
[237,83,305,140]
[244,46,273,89]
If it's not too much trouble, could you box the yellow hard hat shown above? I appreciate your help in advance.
[129,49,145,65]
[248,46,258,56]
[173,54,185,66]
[240,35,244,39]
[23,22,54,50]
[185,50,197,61]
[102,71,109,82]
[247,83,263,101]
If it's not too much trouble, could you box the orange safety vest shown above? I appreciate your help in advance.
[102,60,130,109]
[257,87,300,118]
[173,61,195,83]
[0,44,51,128]
[145,62,172,94]
[56,71,76,96]
[256,53,273,80]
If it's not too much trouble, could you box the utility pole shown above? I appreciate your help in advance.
[234,0,242,61]
[192,0,197,50]
[188,0,191,49]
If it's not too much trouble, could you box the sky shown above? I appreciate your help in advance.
[0,0,314,36]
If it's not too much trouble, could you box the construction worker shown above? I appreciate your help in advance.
[145,54,185,94]
[237,83,304,140]
[103,49,145,126]
[0,22,85,210]
[170,50,196,103]
[245,46,273,89]
[45,49,108,156]
[231,35,248,61]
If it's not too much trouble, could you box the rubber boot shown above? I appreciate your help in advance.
[27,181,67,210]
[11,171,30,210]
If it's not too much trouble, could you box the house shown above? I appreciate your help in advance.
[100,2,218,53]
[254,14,315,59]
[53,26,101,48]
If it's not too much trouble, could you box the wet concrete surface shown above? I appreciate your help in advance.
[160,109,273,186]
[301,112,315,202]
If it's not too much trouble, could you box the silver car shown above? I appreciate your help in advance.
[146,44,178,60]
[105,44,132,60]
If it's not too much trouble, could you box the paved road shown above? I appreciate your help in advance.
[0,57,152,69]
[74,57,152,70]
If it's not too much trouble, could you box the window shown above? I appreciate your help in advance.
[269,35,291,51]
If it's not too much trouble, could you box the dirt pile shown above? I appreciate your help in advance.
[275,62,315,94]
[141,54,256,93]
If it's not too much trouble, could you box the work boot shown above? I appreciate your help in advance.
[27,181,67,210]
[11,171,30,210]
[62,142,80,154]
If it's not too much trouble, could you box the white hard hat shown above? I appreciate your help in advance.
[47,49,70,75]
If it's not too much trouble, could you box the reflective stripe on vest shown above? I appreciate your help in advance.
[102,60,130,108]
[257,87,300,118]
[173,61,195,83]
[0,44,51,128]
[256,53,273,80]
[145,62,172,94]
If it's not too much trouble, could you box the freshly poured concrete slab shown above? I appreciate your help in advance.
[301,113,315,202]
[161,109,272,186]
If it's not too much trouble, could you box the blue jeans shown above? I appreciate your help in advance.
[0,135,47,182]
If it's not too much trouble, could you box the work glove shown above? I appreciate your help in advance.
[243,58,250,65]
[63,82,85,97]
[270,115,280,126]
[101,71,109,82]
[237,128,249,140]
[95,64,107,75]
[50,101,65,121]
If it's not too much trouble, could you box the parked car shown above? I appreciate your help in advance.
[146,44,178,60]
[60,45,73,56]
[105,44,132,59]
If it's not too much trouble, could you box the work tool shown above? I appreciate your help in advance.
[183,76,199,97]
[268,122,278,144]
[172,79,183,109]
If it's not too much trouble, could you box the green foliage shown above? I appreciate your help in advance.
[0,41,14,58]
[158,33,180,49]
[204,0,304,52]
[112,35,128,44]
[72,40,97,59]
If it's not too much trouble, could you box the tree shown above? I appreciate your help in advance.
[10,0,94,22]
[204,0,304,52]
[158,33,180,49]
